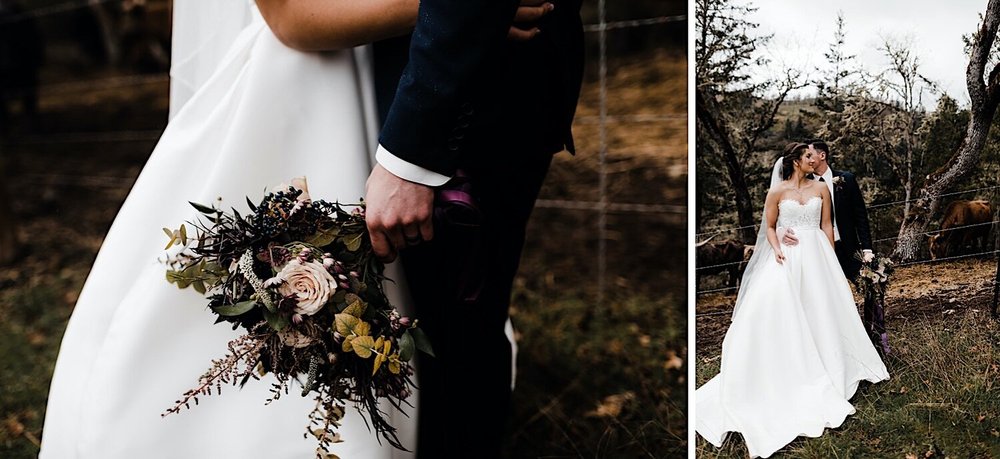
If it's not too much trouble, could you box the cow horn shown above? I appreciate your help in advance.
[695,235,716,247]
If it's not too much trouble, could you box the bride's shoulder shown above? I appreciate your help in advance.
[765,184,787,201]
[811,180,831,195]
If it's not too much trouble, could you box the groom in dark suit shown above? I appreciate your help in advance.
[807,141,874,281]
[365,1,584,457]
[783,140,880,341]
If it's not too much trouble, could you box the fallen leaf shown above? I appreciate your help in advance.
[3,417,24,436]
[607,338,624,355]
[664,350,684,370]
[585,392,635,418]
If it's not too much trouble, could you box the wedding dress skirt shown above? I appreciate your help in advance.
[696,196,889,458]
[39,11,416,459]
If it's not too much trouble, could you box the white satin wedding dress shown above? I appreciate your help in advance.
[696,195,889,458]
[39,5,417,458]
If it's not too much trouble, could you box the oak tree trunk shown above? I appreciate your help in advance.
[892,0,1000,261]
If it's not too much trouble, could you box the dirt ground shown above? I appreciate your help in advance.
[696,257,1000,360]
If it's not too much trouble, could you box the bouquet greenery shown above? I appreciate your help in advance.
[160,178,431,456]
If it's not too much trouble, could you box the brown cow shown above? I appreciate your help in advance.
[696,236,752,289]
[928,200,993,260]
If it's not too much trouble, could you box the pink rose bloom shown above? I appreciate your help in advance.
[267,259,336,315]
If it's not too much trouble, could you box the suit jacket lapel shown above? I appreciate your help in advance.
[831,170,845,228]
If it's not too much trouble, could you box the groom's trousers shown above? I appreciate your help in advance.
[835,241,883,341]
[401,151,553,459]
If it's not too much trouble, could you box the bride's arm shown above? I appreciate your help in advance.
[764,190,785,264]
[256,0,418,51]
[256,0,552,51]
[820,186,835,247]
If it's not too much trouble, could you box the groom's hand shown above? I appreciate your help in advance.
[780,227,799,247]
[365,164,435,263]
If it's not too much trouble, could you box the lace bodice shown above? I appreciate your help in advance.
[777,196,822,229]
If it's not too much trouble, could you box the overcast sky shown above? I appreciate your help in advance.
[749,0,989,108]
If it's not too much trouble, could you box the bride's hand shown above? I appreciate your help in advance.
[774,249,786,265]
[508,0,555,41]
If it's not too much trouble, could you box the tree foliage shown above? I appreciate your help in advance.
[696,2,1000,261]
[695,0,803,243]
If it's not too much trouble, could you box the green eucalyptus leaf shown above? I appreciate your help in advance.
[264,309,289,331]
[192,280,207,295]
[410,327,435,357]
[213,300,256,316]
[306,226,341,246]
[398,330,415,362]
[343,233,363,252]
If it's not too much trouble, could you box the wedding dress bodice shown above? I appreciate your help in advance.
[777,196,822,229]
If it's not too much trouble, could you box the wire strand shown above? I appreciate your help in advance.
[583,15,687,32]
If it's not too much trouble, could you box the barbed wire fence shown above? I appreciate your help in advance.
[1,0,688,302]
[695,184,1000,318]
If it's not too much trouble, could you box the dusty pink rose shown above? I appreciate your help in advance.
[267,259,336,315]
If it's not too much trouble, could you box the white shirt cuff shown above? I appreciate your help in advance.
[375,144,451,187]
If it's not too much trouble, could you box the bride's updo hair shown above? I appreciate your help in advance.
[780,142,810,180]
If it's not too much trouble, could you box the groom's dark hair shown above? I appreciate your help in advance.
[807,139,831,161]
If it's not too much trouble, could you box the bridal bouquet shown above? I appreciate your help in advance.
[855,251,894,296]
[855,250,893,354]
[160,178,431,455]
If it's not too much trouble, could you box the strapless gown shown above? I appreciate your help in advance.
[696,196,889,458]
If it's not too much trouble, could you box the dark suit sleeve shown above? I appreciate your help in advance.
[378,0,520,177]
[846,172,873,250]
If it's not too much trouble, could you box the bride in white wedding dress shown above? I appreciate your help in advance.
[40,1,424,457]
[696,143,889,458]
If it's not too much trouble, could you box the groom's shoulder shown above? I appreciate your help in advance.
[833,169,856,180]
